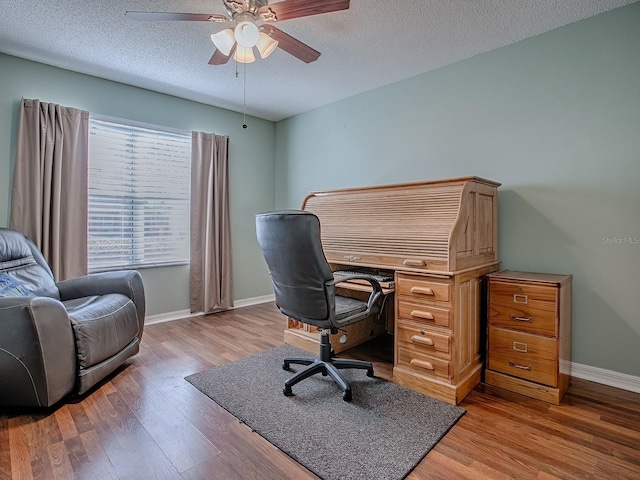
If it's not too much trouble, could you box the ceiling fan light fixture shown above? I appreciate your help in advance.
[234,46,255,64]
[256,32,278,59]
[211,28,235,56]
[234,21,259,48]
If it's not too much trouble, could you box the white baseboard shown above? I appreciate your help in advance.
[144,309,198,325]
[570,362,640,394]
[234,294,275,308]
[144,294,275,325]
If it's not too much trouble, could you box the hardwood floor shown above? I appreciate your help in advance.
[2,302,639,479]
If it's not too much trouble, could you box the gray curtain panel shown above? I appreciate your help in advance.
[10,98,89,281]
[190,132,233,313]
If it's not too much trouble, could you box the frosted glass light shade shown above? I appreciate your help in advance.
[211,29,235,56]
[234,46,255,63]
[234,21,259,48]
[256,32,278,59]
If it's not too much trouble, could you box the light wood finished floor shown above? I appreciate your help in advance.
[2,302,639,479]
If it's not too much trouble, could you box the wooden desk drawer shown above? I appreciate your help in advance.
[397,274,451,303]
[397,346,450,380]
[488,326,558,387]
[489,281,558,336]
[396,320,451,355]
[397,301,451,328]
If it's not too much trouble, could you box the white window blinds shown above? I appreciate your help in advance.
[88,117,191,272]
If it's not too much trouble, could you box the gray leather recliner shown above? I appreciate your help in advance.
[0,227,145,407]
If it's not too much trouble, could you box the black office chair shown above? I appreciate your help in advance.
[255,210,384,401]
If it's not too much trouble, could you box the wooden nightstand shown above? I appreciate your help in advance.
[484,271,572,404]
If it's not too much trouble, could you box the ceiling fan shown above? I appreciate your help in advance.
[126,0,350,66]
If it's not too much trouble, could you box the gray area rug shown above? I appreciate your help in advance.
[185,344,465,480]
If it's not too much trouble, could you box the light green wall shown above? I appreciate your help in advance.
[0,53,276,316]
[274,4,640,376]
[1,3,639,376]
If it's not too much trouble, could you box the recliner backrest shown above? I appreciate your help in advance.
[0,228,59,299]
[256,211,334,323]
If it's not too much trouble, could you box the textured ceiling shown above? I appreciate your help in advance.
[0,0,636,121]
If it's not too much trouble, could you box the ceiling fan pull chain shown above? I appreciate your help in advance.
[242,60,248,129]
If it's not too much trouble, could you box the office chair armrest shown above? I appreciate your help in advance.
[329,275,384,310]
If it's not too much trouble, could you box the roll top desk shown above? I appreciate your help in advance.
[285,176,501,404]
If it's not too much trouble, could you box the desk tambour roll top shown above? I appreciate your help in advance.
[301,176,500,274]
[298,176,501,404]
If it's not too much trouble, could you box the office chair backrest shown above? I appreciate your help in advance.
[256,210,334,324]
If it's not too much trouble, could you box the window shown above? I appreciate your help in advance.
[88,117,191,272]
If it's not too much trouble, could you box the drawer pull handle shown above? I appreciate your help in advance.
[410,359,434,370]
[509,314,531,323]
[411,287,434,296]
[403,259,426,267]
[411,335,434,346]
[410,310,434,320]
[509,361,532,371]
[513,294,528,304]
[513,341,528,352]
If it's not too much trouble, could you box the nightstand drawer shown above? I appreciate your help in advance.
[397,346,450,380]
[397,274,451,303]
[396,320,451,355]
[489,281,558,336]
[488,326,558,387]
[397,301,451,328]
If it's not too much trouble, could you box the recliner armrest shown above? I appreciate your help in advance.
[56,270,146,328]
[0,296,76,407]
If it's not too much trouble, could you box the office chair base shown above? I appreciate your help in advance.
[282,334,374,402]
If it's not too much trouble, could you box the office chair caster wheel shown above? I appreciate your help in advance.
[366,367,374,377]
[342,391,352,402]
[282,362,291,371]
[283,386,293,397]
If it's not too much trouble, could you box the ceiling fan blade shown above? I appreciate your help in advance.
[208,45,236,65]
[263,26,320,64]
[125,11,228,22]
[258,0,349,22]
